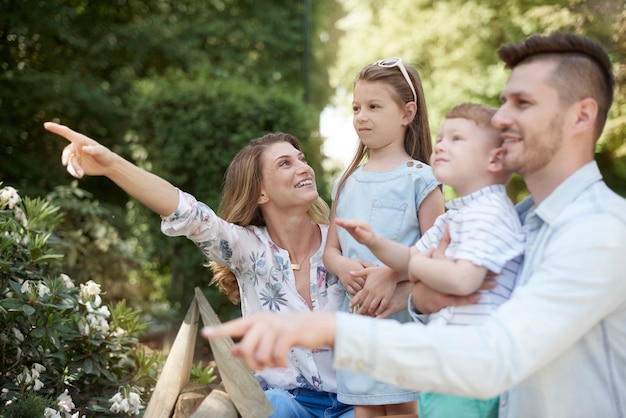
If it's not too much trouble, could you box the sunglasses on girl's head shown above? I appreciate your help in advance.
[374,57,418,103]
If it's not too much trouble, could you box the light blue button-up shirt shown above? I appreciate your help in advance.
[334,161,626,418]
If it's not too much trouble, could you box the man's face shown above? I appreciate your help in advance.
[491,60,565,178]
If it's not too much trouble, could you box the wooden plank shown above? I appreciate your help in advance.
[144,300,199,418]
[194,287,274,418]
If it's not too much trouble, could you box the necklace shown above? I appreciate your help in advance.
[289,247,315,271]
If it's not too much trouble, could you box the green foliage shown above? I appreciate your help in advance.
[190,361,218,385]
[45,182,159,305]
[0,184,164,416]
[1,0,338,199]
[332,0,626,202]
[128,70,323,317]
[1,0,340,322]
[2,392,52,418]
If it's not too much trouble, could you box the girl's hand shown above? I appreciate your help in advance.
[375,281,412,318]
[350,265,397,317]
[44,122,117,178]
[335,256,372,296]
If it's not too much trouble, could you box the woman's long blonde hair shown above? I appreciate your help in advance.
[209,132,330,303]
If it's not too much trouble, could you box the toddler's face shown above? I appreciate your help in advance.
[432,118,500,196]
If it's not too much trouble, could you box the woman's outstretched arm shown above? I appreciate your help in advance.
[44,122,179,216]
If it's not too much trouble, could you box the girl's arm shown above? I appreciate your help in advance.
[417,188,445,235]
[44,122,179,216]
[409,251,488,296]
[322,219,368,295]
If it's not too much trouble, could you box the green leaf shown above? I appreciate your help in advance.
[22,304,35,315]
[0,298,26,310]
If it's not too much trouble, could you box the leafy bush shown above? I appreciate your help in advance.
[0,184,165,417]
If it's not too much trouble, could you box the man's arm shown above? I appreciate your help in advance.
[204,214,626,399]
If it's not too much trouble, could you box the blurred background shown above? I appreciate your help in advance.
[2,0,625,325]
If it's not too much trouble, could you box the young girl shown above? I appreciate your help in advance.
[323,58,444,418]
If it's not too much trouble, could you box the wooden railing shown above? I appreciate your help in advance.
[144,287,274,418]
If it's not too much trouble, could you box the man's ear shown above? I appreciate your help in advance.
[573,97,598,136]
[488,147,505,173]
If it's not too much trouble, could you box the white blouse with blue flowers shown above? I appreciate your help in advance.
[161,189,343,392]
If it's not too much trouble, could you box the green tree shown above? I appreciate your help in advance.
[127,70,321,317]
[1,0,342,319]
[329,0,626,201]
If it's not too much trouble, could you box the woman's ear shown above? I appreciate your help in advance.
[258,193,269,205]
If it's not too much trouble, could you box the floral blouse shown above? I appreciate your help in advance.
[161,189,343,392]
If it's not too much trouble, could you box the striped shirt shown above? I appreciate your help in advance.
[415,184,525,326]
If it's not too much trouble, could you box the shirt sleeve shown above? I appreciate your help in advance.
[160,189,263,268]
[451,200,525,273]
[334,212,626,399]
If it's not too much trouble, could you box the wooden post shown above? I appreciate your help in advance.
[144,300,199,418]
[194,288,274,418]
[190,386,238,418]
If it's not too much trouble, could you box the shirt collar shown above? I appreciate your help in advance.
[516,161,602,225]
[445,184,507,210]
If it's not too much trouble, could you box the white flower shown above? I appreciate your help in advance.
[38,282,51,298]
[60,274,74,288]
[109,389,144,415]
[57,389,75,413]
[86,312,110,334]
[16,364,45,391]
[77,318,90,336]
[13,207,28,227]
[12,328,24,342]
[0,186,20,209]
[80,280,101,298]
[79,281,102,307]
[33,378,44,391]
[109,392,123,403]
[44,408,62,418]
[20,281,30,295]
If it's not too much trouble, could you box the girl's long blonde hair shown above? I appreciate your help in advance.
[333,61,432,215]
[209,132,329,303]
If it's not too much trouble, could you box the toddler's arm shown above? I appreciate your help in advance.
[409,250,488,296]
[335,218,411,276]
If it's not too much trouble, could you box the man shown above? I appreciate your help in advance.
[203,33,626,418]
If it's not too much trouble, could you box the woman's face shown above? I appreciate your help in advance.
[259,142,319,210]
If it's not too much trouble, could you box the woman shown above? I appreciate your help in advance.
[44,122,355,418]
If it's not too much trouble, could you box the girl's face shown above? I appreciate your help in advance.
[352,80,412,152]
[258,142,318,210]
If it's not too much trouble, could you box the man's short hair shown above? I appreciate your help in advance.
[498,32,614,139]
